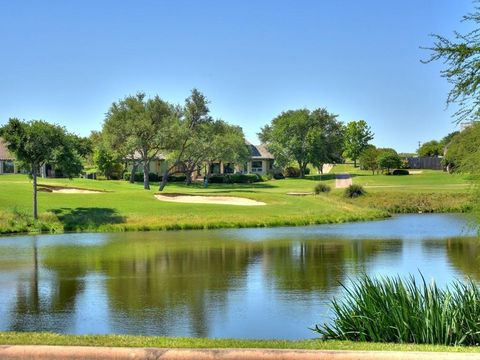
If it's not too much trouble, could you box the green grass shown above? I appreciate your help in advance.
[1,332,480,352]
[0,166,474,235]
[315,275,480,346]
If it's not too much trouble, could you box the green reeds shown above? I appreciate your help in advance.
[315,275,480,346]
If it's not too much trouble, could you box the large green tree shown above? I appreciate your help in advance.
[417,140,443,157]
[259,108,343,178]
[424,5,480,123]
[0,119,86,219]
[444,122,480,173]
[158,89,213,191]
[103,93,175,190]
[343,120,374,167]
[359,145,380,175]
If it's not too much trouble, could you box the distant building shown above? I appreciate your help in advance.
[0,139,17,174]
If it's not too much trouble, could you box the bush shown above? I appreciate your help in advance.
[315,275,480,346]
[305,167,311,175]
[167,174,186,182]
[124,172,160,182]
[273,172,285,180]
[208,175,225,183]
[314,183,331,194]
[224,174,263,183]
[392,169,409,176]
[285,167,301,177]
[344,184,366,198]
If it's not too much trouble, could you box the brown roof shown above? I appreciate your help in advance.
[0,139,15,161]
[249,144,274,160]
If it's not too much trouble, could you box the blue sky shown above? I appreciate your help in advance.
[0,0,474,152]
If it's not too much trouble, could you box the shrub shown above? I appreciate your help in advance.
[273,172,285,180]
[208,175,225,183]
[315,275,480,346]
[314,183,331,194]
[344,184,366,198]
[285,167,301,177]
[124,172,161,182]
[304,167,311,175]
[392,169,409,176]
[167,174,186,182]
[224,174,262,183]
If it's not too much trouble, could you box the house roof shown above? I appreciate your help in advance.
[0,139,15,161]
[248,143,274,160]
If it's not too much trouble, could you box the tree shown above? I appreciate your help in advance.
[378,151,402,174]
[359,145,380,175]
[343,120,374,167]
[417,140,443,157]
[424,5,480,123]
[259,108,343,178]
[103,93,175,190]
[158,89,212,191]
[444,122,480,173]
[0,119,85,219]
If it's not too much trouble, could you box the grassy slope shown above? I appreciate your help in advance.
[0,174,382,234]
[0,332,479,353]
[0,166,473,234]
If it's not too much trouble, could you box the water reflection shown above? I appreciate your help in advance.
[0,214,477,339]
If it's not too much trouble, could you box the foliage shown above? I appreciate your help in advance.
[94,145,123,180]
[417,140,443,157]
[315,275,480,346]
[0,119,86,219]
[424,4,480,123]
[444,122,480,173]
[103,92,176,190]
[207,174,262,184]
[285,166,301,178]
[259,108,344,178]
[342,120,374,167]
[314,183,331,194]
[378,151,402,174]
[392,169,409,176]
[359,146,379,175]
[344,184,366,198]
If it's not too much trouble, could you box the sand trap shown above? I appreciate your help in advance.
[409,170,423,174]
[287,192,313,196]
[155,194,266,206]
[38,185,105,194]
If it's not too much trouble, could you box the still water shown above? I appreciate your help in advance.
[0,214,477,339]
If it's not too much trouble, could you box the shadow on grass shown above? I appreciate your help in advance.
[50,207,125,230]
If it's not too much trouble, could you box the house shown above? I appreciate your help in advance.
[244,142,274,175]
[0,138,48,176]
[0,139,17,174]
[208,142,275,176]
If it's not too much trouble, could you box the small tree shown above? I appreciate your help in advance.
[343,120,374,167]
[0,119,84,219]
[417,140,442,157]
[378,152,402,174]
[359,146,379,175]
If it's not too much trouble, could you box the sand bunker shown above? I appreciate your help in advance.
[155,194,265,206]
[38,185,105,194]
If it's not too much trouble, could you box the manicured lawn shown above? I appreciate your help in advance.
[0,167,474,234]
[0,332,480,353]
[0,174,382,234]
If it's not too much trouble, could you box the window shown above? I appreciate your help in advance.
[224,163,234,174]
[3,161,14,173]
[251,161,263,173]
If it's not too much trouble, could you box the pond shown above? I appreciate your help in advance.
[0,214,478,340]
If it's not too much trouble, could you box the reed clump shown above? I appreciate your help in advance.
[315,275,480,346]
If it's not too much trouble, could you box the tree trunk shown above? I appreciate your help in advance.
[354,159,357,167]
[32,167,38,220]
[130,163,138,183]
[299,162,305,178]
[159,169,169,191]
[143,160,150,190]
[185,171,193,185]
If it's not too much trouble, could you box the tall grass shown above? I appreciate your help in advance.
[315,275,480,346]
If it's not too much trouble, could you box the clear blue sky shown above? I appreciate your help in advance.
[0,0,474,152]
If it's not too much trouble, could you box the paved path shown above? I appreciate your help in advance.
[335,173,352,188]
[1,346,480,360]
